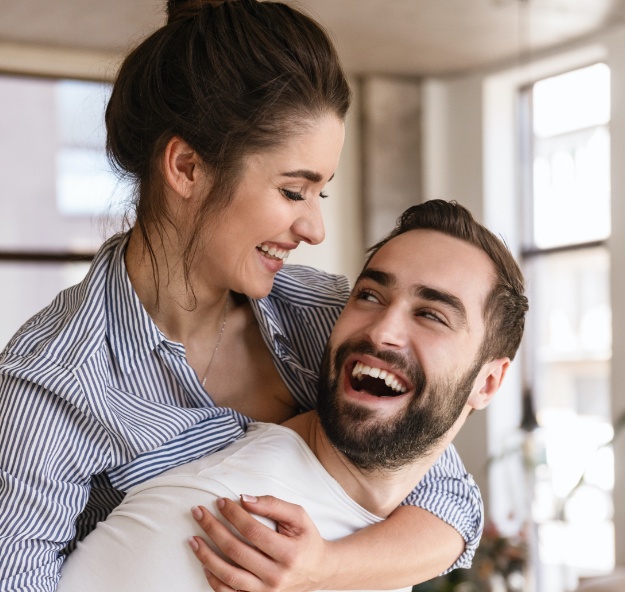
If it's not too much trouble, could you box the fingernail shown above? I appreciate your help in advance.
[241,494,258,503]
[191,506,203,520]
[188,537,199,551]
[216,498,225,509]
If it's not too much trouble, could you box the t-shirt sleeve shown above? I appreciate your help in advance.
[401,443,484,572]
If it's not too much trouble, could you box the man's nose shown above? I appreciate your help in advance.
[292,200,326,245]
[366,306,409,349]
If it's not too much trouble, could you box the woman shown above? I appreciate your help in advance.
[0,1,480,590]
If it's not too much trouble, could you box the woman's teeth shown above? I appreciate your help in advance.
[352,362,408,394]
[257,244,289,262]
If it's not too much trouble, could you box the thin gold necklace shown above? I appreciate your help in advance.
[201,297,229,388]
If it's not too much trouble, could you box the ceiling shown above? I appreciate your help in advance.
[0,0,625,76]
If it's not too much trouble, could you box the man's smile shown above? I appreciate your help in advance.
[349,359,410,398]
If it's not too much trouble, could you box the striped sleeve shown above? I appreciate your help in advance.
[402,444,484,571]
[0,375,109,591]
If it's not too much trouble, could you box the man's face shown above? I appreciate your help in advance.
[317,229,498,471]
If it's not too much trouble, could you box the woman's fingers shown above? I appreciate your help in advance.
[202,567,239,592]
[188,533,260,592]
[190,505,275,589]
[189,497,330,592]
[221,496,327,591]
[218,497,307,559]
[238,495,310,536]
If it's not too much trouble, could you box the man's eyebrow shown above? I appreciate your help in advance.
[280,170,335,183]
[355,267,395,288]
[414,285,468,326]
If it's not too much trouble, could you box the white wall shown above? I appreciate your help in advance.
[0,41,118,79]
[604,27,625,569]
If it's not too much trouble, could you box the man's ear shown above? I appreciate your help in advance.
[162,136,205,199]
[467,357,510,410]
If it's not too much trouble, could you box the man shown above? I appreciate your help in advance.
[58,200,528,592]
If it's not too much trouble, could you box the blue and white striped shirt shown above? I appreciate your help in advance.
[0,233,482,591]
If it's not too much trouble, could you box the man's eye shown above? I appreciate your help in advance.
[281,189,305,201]
[419,310,445,324]
[355,289,379,304]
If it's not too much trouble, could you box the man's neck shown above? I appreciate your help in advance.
[282,412,443,518]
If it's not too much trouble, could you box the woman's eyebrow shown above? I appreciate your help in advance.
[280,170,335,183]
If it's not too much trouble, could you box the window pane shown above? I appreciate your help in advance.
[533,126,610,248]
[529,248,611,384]
[533,63,610,138]
[525,247,614,585]
[530,64,611,249]
[0,75,126,252]
[54,79,131,218]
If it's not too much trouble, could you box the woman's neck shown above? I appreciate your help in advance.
[124,226,230,345]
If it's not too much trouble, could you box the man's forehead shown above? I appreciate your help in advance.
[362,229,496,307]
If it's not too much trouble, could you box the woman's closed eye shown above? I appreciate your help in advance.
[282,188,305,202]
[281,188,329,202]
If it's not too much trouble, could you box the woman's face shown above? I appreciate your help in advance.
[201,113,345,299]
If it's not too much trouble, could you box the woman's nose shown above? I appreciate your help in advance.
[293,200,326,245]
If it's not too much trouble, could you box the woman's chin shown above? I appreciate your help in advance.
[241,277,276,300]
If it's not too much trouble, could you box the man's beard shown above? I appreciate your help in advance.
[316,339,483,472]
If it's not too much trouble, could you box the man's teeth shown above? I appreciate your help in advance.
[351,362,408,394]
[258,244,289,262]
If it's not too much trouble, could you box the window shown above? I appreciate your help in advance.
[521,63,614,591]
[55,80,131,217]
[0,74,124,347]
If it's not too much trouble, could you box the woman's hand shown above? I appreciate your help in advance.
[189,496,465,592]
[189,495,337,592]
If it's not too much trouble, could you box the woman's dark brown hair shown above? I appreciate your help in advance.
[106,0,351,287]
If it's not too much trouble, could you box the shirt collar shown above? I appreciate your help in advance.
[248,291,294,359]
[106,232,167,375]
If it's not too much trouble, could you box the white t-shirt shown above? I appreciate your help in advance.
[58,423,411,592]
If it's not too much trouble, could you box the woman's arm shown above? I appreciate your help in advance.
[0,377,101,591]
[189,496,468,592]
[189,438,482,592]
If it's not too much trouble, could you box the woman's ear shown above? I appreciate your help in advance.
[467,357,510,411]
[162,136,204,199]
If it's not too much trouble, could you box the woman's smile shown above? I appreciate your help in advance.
[202,114,345,299]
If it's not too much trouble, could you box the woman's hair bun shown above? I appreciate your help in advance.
[167,0,228,23]
[166,0,234,24]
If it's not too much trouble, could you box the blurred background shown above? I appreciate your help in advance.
[1,1,624,590]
